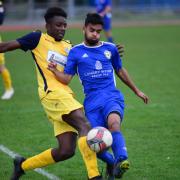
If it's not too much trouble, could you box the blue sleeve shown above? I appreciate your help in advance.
[105,0,112,6]
[16,32,41,51]
[64,49,77,75]
[111,46,122,72]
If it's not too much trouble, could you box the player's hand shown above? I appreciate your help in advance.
[47,61,57,73]
[135,90,149,104]
[116,44,124,57]
[99,12,104,17]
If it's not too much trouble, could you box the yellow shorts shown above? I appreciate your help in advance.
[41,89,83,136]
[0,36,5,65]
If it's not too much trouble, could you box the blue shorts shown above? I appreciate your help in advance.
[85,99,125,129]
[103,14,112,31]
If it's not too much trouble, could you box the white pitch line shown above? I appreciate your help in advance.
[0,144,60,180]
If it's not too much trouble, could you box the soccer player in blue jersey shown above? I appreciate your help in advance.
[48,13,149,179]
[95,0,113,42]
[0,8,103,180]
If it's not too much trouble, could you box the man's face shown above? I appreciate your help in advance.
[46,16,67,41]
[84,23,103,46]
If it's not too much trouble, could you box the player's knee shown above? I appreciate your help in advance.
[0,65,5,73]
[108,119,121,132]
[55,148,75,162]
[61,149,75,160]
[108,113,121,131]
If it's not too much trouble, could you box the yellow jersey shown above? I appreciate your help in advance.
[17,32,73,98]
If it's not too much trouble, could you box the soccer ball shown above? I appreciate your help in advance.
[87,126,113,153]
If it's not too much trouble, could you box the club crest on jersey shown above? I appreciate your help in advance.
[104,50,111,59]
[95,60,102,70]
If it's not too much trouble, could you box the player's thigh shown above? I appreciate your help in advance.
[103,100,125,123]
[41,90,82,136]
[56,131,77,152]
[85,109,106,128]
[62,108,90,131]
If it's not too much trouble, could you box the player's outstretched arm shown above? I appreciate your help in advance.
[116,44,124,57]
[116,67,149,104]
[0,40,21,53]
[47,61,73,85]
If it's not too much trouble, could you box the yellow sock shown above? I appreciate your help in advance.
[78,136,100,179]
[22,149,55,171]
[1,68,12,90]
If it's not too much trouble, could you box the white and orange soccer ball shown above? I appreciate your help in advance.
[87,126,113,153]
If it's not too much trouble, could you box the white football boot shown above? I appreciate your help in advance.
[1,88,14,100]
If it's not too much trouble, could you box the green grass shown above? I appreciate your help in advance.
[0,25,180,180]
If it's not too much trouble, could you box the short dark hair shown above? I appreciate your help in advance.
[44,7,67,23]
[85,13,104,27]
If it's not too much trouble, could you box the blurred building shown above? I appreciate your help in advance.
[2,0,180,26]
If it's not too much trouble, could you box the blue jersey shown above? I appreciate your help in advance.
[96,0,112,14]
[64,42,124,112]
[0,1,5,25]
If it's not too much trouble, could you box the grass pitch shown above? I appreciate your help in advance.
[0,25,180,180]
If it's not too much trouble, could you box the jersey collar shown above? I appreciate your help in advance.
[45,33,58,43]
[83,41,103,48]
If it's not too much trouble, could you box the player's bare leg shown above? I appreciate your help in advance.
[52,132,77,161]
[63,109,103,179]
[11,132,77,180]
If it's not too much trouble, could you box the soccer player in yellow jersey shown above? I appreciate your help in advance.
[0,7,102,180]
[0,1,14,100]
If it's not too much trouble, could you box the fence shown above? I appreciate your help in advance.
[3,0,180,26]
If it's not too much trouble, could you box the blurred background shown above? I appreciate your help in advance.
[2,0,180,26]
[1,1,180,180]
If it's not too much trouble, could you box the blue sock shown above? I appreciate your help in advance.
[107,37,113,43]
[97,151,115,165]
[111,131,128,163]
